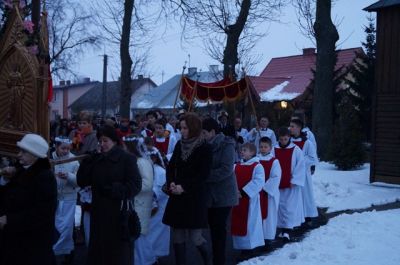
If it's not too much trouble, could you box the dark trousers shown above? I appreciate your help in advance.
[208,207,232,265]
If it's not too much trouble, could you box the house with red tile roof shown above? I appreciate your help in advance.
[247,47,364,127]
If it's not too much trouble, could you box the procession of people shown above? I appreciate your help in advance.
[0,108,319,265]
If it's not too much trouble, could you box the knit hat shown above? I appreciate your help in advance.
[17,134,49,158]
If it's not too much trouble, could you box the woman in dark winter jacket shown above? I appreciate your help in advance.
[163,112,213,265]
[202,117,238,265]
[0,134,57,265]
[77,125,142,265]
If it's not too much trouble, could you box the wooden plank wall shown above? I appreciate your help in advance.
[370,6,400,184]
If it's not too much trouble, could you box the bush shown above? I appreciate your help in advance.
[328,95,365,170]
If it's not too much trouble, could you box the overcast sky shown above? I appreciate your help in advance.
[74,0,378,85]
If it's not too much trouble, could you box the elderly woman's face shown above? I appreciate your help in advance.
[17,149,38,166]
[99,136,115,153]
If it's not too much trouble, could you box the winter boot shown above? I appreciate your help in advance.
[174,243,186,265]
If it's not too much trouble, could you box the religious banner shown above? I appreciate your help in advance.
[180,76,249,103]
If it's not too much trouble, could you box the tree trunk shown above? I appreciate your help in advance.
[119,0,134,118]
[222,0,251,79]
[222,0,251,119]
[312,0,339,160]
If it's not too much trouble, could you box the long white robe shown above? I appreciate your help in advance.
[258,153,282,240]
[134,157,155,265]
[275,143,306,229]
[236,128,249,142]
[53,152,79,255]
[232,157,265,250]
[247,128,277,151]
[78,187,92,247]
[54,200,76,255]
[146,165,170,257]
[302,127,317,151]
[292,138,319,218]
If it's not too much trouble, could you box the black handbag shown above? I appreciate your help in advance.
[120,199,141,241]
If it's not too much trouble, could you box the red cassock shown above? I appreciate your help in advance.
[275,147,295,189]
[259,159,276,220]
[153,136,170,156]
[231,162,258,236]
[293,140,305,150]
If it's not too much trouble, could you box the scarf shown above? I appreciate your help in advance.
[180,135,205,161]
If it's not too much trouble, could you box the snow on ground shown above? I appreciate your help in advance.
[313,162,400,213]
[241,209,400,265]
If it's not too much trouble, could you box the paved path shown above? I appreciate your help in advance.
[70,200,400,265]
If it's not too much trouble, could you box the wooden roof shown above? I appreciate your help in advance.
[364,0,400,11]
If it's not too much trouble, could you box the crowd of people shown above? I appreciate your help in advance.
[0,108,318,265]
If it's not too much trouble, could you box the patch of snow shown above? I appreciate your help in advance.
[259,81,300,102]
[313,162,400,213]
[137,99,154,109]
[241,209,400,265]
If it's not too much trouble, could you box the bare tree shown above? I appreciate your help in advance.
[312,0,339,159]
[119,0,135,118]
[166,0,286,79]
[293,0,316,43]
[46,0,98,79]
[91,0,154,117]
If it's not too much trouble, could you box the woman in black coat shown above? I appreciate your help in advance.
[0,134,57,265]
[163,113,212,265]
[77,126,142,265]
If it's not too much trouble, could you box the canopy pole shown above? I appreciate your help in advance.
[188,77,198,112]
[244,72,258,126]
[173,64,187,112]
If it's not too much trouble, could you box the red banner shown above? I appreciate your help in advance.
[181,76,248,102]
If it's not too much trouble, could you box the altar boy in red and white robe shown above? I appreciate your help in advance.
[258,137,282,241]
[231,143,265,250]
[152,118,177,162]
[274,127,306,241]
[290,118,319,224]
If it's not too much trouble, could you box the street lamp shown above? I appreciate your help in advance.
[280,100,288,109]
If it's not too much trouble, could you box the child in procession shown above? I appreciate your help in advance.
[231,143,265,251]
[152,118,177,162]
[274,127,306,241]
[290,118,319,224]
[257,137,282,241]
[146,151,171,262]
[143,137,165,168]
[52,137,80,264]
[141,110,157,137]
[247,116,277,151]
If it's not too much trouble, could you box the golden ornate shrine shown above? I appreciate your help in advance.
[0,1,50,156]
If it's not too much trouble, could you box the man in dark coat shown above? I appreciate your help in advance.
[77,125,142,265]
[202,117,238,265]
[0,134,57,265]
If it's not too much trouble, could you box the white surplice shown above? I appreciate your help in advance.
[258,153,282,240]
[232,157,265,250]
[292,137,319,218]
[275,143,306,229]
